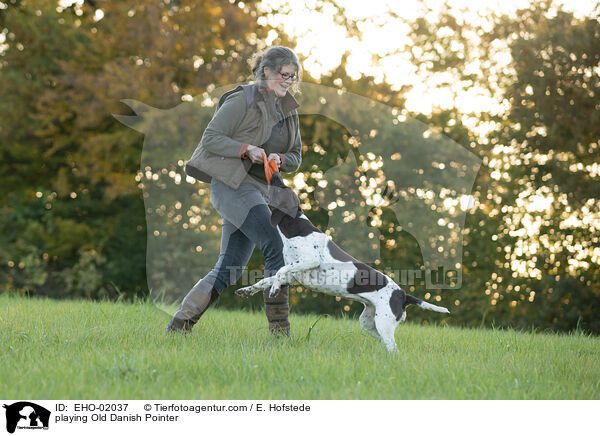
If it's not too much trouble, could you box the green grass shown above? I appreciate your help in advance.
[1,293,598,399]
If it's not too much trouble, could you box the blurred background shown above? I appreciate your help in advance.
[1,0,598,333]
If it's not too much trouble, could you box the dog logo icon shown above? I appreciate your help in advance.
[2,402,50,434]
[115,82,481,304]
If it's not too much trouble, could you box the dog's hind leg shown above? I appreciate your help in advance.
[374,307,399,352]
[359,304,381,342]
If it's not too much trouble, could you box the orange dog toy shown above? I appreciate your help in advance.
[263,155,280,184]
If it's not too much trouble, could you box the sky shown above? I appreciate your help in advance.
[259,0,598,115]
[45,0,598,117]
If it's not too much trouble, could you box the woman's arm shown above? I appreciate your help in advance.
[277,126,302,172]
[200,91,252,158]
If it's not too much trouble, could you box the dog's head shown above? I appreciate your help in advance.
[268,172,302,227]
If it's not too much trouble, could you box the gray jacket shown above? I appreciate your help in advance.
[186,83,301,188]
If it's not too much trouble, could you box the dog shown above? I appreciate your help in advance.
[235,171,449,351]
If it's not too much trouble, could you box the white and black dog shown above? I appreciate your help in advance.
[236,172,449,351]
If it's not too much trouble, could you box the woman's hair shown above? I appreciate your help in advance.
[250,46,302,93]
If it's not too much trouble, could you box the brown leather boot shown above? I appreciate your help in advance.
[166,287,219,333]
[263,285,290,336]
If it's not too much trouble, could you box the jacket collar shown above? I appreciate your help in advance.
[255,82,300,115]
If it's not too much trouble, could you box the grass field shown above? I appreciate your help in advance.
[1,293,598,399]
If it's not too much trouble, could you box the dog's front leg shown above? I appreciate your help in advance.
[269,259,321,297]
[235,276,277,298]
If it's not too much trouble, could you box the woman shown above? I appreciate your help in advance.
[167,46,303,336]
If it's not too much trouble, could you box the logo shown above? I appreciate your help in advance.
[3,402,50,434]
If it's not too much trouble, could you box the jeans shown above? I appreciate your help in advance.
[181,178,284,304]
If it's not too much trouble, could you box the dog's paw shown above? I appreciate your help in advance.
[268,284,281,298]
[235,287,255,298]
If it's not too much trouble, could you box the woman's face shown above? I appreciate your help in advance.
[264,64,297,97]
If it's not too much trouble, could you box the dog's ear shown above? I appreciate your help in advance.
[269,171,285,187]
[268,183,300,218]
[270,209,285,227]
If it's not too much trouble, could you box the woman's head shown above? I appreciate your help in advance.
[251,46,302,97]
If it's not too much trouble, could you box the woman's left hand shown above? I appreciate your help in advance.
[267,153,281,167]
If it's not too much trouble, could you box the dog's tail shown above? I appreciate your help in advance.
[405,294,450,314]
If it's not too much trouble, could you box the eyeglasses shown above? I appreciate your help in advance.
[278,71,298,82]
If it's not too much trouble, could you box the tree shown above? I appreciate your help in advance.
[0,0,267,299]
[403,1,600,332]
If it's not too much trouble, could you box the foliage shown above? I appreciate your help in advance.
[0,0,265,299]
[403,0,600,332]
[1,0,598,334]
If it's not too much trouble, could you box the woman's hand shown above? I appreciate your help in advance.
[245,145,266,164]
[267,153,281,167]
